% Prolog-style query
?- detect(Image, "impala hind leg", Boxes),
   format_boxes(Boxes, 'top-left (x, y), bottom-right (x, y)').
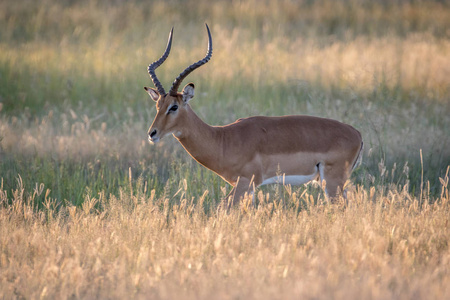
top-left (318, 163), bottom-right (349, 203)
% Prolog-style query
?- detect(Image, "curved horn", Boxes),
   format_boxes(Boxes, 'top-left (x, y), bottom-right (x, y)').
top-left (169, 24), bottom-right (213, 96)
top-left (148, 27), bottom-right (173, 95)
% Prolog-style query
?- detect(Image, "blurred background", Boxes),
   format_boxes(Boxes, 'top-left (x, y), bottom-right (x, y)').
top-left (0, 0), bottom-right (449, 207)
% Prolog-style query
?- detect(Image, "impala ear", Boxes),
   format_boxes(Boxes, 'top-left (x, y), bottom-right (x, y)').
top-left (144, 87), bottom-right (160, 102)
top-left (182, 83), bottom-right (195, 104)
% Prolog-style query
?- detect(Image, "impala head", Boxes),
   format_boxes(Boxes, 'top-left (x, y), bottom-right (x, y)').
top-left (145, 24), bottom-right (212, 143)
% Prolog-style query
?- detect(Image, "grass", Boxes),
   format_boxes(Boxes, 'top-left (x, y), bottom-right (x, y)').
top-left (0, 0), bottom-right (449, 299)
top-left (1, 174), bottom-right (449, 299)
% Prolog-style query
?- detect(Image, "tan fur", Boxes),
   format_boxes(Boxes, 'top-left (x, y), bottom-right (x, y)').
top-left (148, 89), bottom-right (363, 206)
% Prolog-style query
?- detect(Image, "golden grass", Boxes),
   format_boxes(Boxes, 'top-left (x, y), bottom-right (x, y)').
top-left (1, 1), bottom-right (450, 298)
top-left (1, 33), bottom-right (448, 99)
top-left (1, 176), bottom-right (449, 299)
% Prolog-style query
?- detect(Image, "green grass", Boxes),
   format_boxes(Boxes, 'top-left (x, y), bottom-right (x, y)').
top-left (0, 0), bottom-right (449, 208)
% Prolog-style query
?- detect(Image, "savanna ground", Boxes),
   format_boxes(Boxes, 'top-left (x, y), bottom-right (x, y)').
top-left (0, 0), bottom-right (449, 299)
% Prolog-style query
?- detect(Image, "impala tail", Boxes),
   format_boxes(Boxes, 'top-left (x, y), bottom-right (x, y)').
top-left (352, 141), bottom-right (364, 171)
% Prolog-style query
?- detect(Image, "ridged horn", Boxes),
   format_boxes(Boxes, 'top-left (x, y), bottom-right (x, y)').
top-left (148, 27), bottom-right (173, 95)
top-left (169, 24), bottom-right (213, 96)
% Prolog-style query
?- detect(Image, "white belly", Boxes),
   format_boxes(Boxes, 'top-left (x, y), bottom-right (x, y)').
top-left (260, 173), bottom-right (317, 186)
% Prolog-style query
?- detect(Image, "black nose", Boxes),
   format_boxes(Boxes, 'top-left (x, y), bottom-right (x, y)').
top-left (149, 129), bottom-right (157, 138)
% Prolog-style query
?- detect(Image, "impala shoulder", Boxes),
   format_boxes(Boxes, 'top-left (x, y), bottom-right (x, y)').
top-left (235, 116), bottom-right (263, 123)
top-left (247, 117), bottom-right (272, 132)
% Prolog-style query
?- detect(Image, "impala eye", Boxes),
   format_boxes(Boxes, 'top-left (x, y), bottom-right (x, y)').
top-left (168, 105), bottom-right (178, 114)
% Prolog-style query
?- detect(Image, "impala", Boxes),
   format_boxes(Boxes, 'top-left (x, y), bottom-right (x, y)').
top-left (145, 24), bottom-right (363, 206)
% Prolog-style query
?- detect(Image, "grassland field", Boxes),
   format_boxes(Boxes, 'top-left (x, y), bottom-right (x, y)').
top-left (0, 0), bottom-right (449, 299)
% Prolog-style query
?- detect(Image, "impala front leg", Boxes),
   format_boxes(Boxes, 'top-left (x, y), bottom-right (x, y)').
top-left (225, 177), bottom-right (255, 208)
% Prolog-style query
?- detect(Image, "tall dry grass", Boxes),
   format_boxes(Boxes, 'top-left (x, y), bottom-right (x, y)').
top-left (0, 174), bottom-right (449, 299)
top-left (1, 0), bottom-right (450, 298)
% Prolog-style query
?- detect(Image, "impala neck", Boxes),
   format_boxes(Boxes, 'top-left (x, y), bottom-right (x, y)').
top-left (175, 105), bottom-right (222, 168)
